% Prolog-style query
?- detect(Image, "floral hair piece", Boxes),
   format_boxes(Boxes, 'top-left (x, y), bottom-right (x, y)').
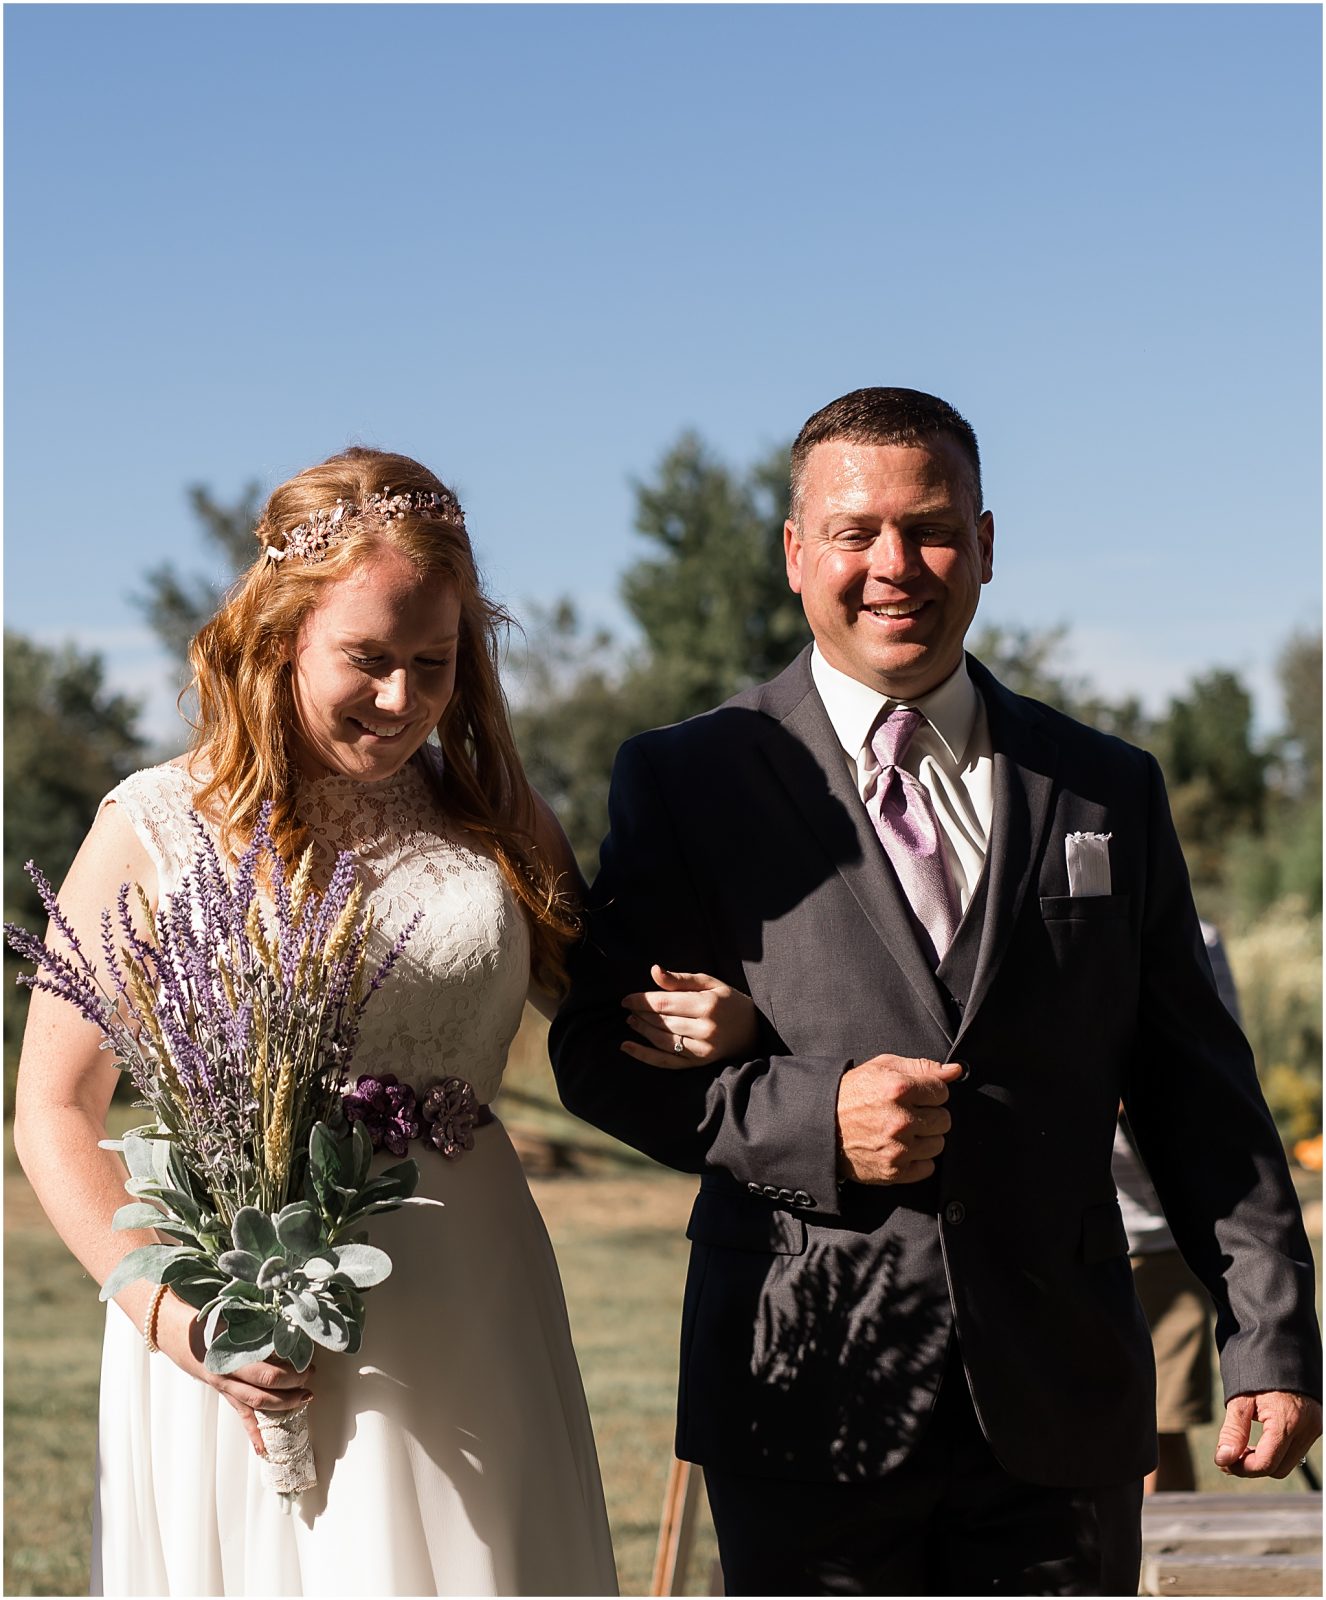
top-left (265, 487), bottom-right (465, 564)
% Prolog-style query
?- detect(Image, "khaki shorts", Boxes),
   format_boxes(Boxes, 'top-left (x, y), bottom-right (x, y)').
top-left (1132, 1248), bottom-right (1214, 1431)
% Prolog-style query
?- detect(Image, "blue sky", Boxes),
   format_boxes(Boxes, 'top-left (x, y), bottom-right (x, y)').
top-left (6, 4), bottom-right (1321, 748)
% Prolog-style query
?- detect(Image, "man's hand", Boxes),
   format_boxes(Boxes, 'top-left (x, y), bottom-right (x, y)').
top-left (836, 1055), bottom-right (964, 1185)
top-left (1214, 1391), bottom-right (1323, 1478)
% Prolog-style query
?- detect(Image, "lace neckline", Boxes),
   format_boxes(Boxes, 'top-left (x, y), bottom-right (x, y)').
top-left (176, 745), bottom-right (441, 794)
top-left (297, 749), bottom-right (438, 797)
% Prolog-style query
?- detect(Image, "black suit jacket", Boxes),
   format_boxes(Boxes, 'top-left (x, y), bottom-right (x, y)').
top-left (550, 649), bottom-right (1320, 1486)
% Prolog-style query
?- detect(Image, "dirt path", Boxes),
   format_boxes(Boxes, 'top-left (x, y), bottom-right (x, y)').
top-left (529, 1169), bottom-right (697, 1235)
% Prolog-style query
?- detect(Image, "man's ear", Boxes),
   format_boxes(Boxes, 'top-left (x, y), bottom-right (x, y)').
top-left (978, 511), bottom-right (995, 585)
top-left (784, 519), bottom-right (804, 594)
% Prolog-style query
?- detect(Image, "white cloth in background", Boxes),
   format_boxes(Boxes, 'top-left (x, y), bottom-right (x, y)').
top-left (91, 754), bottom-right (617, 1597)
top-left (1114, 920), bottom-right (1243, 1256)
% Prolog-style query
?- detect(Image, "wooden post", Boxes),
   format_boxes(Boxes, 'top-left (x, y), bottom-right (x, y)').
top-left (651, 1457), bottom-right (705, 1595)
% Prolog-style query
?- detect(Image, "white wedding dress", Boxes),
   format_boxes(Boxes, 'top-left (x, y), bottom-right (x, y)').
top-left (91, 753), bottom-right (618, 1596)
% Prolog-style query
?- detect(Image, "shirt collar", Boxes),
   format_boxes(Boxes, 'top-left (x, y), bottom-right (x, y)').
top-left (809, 645), bottom-right (979, 767)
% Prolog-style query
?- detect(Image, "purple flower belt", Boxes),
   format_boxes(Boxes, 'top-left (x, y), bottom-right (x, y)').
top-left (342, 1073), bottom-right (493, 1159)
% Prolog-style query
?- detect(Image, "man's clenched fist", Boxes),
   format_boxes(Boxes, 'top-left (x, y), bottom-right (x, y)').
top-left (836, 1055), bottom-right (964, 1184)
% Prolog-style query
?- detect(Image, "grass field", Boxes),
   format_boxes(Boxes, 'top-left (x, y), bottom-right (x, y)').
top-left (4, 1012), bottom-right (1320, 1595)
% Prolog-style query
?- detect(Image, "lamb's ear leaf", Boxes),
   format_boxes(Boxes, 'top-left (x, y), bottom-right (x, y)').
top-left (350, 1121), bottom-right (373, 1188)
top-left (216, 1305), bottom-right (280, 1344)
top-left (308, 1123), bottom-right (340, 1209)
top-left (231, 1208), bottom-right (279, 1259)
top-left (274, 1203), bottom-right (323, 1259)
top-left (219, 1279), bottom-right (269, 1304)
top-left (165, 1147), bottom-right (195, 1196)
top-left (272, 1320), bottom-right (315, 1371)
top-left (156, 1187), bottom-right (203, 1229)
top-left (309, 1122), bottom-right (339, 1183)
top-left (155, 1222), bottom-right (206, 1246)
top-left (217, 1250), bottom-right (263, 1283)
top-left (329, 1243), bottom-right (392, 1289)
top-left (301, 1253), bottom-right (339, 1282)
top-left (204, 1334), bottom-right (278, 1375)
top-left (112, 1202), bottom-right (167, 1231)
top-left (166, 1271), bottom-right (228, 1312)
top-left (376, 1159), bottom-right (419, 1199)
top-left (287, 1294), bottom-right (351, 1353)
top-left (119, 1134), bottom-right (158, 1182)
top-left (99, 1244), bottom-right (187, 1301)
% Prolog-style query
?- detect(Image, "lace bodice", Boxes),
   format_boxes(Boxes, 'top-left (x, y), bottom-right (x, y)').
top-left (100, 749), bottom-right (530, 1102)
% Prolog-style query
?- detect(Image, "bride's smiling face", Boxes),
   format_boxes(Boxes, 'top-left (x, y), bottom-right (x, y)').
top-left (288, 546), bottom-right (462, 783)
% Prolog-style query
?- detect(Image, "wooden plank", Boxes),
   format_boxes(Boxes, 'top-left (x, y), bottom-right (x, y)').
top-left (1145, 1491), bottom-right (1321, 1516)
top-left (1142, 1551), bottom-right (1322, 1596)
top-left (651, 1458), bottom-right (705, 1596)
top-left (1145, 1507), bottom-right (1321, 1537)
top-left (1144, 1518), bottom-right (1320, 1557)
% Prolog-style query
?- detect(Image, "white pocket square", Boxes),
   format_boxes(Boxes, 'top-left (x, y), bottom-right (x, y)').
top-left (1065, 831), bottom-right (1112, 896)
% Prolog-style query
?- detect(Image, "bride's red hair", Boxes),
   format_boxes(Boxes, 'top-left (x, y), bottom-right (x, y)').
top-left (186, 446), bottom-right (577, 992)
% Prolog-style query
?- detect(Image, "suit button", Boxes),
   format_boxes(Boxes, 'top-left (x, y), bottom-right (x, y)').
top-left (944, 1201), bottom-right (966, 1225)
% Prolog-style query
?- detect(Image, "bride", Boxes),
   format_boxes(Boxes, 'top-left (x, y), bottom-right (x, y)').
top-left (11, 447), bottom-right (754, 1596)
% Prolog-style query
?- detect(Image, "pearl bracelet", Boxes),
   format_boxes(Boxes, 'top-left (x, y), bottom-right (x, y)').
top-left (143, 1283), bottom-right (169, 1354)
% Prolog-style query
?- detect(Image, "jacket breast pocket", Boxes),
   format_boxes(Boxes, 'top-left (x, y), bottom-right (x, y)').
top-left (1036, 893), bottom-right (1138, 1043)
top-left (686, 1192), bottom-right (808, 1256)
top-left (1040, 894), bottom-right (1131, 923)
top-left (1080, 1200), bottom-right (1130, 1263)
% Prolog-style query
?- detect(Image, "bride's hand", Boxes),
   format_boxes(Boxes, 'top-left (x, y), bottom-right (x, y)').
top-left (156, 1292), bottom-right (314, 1458)
top-left (620, 965), bottom-right (760, 1068)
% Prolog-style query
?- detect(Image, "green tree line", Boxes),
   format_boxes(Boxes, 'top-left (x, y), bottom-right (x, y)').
top-left (5, 438), bottom-right (1319, 1135)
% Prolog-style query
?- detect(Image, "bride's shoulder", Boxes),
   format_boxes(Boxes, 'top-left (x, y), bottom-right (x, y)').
top-left (98, 758), bottom-right (211, 877)
top-left (101, 756), bottom-right (197, 812)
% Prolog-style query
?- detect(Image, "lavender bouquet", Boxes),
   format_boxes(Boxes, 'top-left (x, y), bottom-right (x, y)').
top-left (5, 804), bottom-right (428, 1504)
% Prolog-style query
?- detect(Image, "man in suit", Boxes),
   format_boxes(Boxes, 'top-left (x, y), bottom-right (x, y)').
top-left (550, 388), bottom-right (1321, 1595)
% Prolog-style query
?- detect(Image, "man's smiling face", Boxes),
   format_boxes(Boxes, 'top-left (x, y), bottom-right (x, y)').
top-left (784, 437), bottom-right (994, 699)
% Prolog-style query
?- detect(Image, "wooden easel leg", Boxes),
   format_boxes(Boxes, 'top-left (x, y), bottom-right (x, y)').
top-left (650, 1457), bottom-right (706, 1595)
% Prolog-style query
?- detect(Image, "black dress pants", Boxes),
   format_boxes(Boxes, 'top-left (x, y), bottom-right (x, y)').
top-left (702, 1358), bottom-right (1143, 1596)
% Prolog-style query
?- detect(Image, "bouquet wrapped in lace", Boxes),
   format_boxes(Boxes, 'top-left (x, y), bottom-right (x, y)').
top-left (5, 803), bottom-right (427, 1505)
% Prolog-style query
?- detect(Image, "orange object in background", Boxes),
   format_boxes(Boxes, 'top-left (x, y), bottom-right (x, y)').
top-left (1293, 1132), bottom-right (1323, 1172)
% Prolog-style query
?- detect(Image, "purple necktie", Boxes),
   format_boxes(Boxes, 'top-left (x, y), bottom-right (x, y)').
top-left (865, 707), bottom-right (960, 962)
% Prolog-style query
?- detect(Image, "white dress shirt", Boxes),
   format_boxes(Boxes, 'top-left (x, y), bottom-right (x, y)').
top-left (809, 646), bottom-right (995, 914)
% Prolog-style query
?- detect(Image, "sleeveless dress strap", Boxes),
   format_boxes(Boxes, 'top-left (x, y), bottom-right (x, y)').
top-left (99, 764), bottom-right (199, 898)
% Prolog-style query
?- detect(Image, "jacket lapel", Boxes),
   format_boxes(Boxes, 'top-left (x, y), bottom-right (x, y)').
top-left (952, 657), bottom-right (1059, 1053)
top-left (752, 651), bottom-right (954, 1039)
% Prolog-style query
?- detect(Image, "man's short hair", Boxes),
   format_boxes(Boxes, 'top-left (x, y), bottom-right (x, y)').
top-left (789, 387), bottom-right (983, 522)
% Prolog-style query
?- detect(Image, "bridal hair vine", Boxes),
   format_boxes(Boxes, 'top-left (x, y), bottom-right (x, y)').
top-left (263, 487), bottom-right (465, 565)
